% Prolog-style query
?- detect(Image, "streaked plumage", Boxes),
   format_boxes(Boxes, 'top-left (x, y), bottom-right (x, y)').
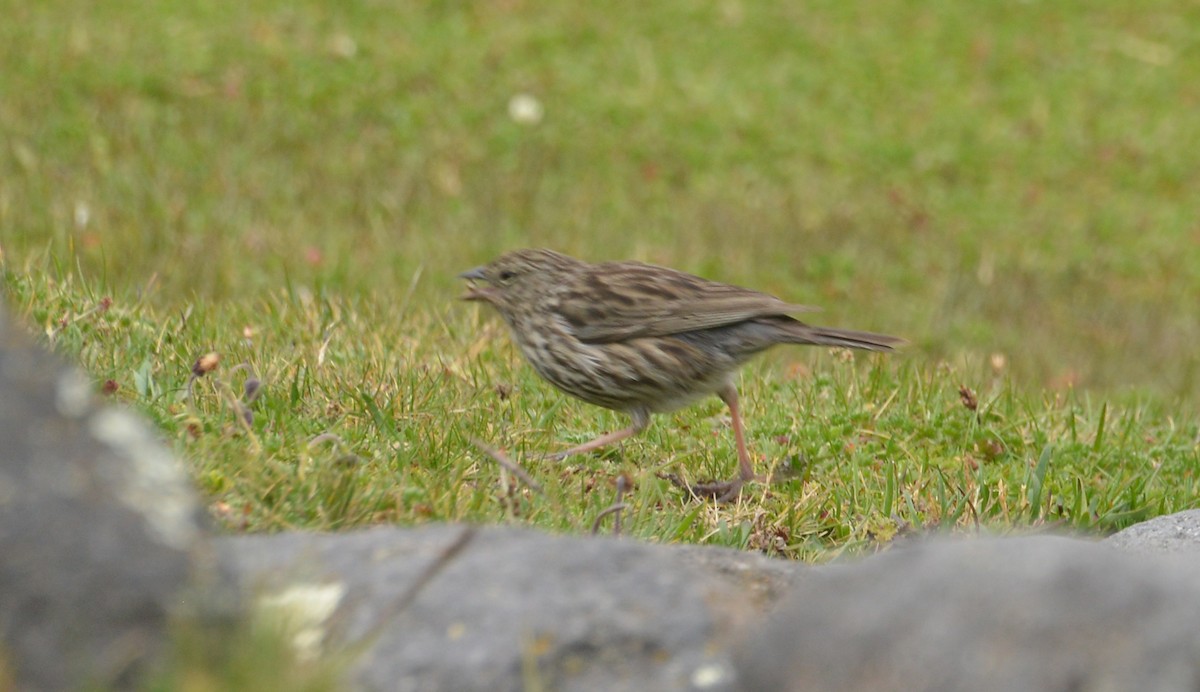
top-left (461, 248), bottom-right (902, 500)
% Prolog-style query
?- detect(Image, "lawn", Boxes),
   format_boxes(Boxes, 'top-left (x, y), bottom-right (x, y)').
top-left (3, 0), bottom-right (1199, 562)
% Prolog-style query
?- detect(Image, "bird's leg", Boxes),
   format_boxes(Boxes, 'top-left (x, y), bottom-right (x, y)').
top-left (545, 408), bottom-right (650, 461)
top-left (722, 384), bottom-right (757, 483)
top-left (690, 383), bottom-right (758, 502)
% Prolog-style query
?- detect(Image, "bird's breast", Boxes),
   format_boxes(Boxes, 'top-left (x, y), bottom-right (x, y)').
top-left (507, 314), bottom-right (739, 413)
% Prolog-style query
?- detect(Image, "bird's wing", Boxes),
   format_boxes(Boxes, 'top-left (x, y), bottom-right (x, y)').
top-left (556, 261), bottom-right (818, 343)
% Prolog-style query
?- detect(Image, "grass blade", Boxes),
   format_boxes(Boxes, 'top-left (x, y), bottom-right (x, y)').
top-left (1027, 444), bottom-right (1053, 521)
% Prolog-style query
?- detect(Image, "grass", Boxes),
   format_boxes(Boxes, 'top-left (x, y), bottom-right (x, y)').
top-left (3, 1), bottom-right (1200, 557)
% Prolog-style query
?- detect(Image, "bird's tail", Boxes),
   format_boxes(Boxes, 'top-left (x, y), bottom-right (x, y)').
top-left (784, 325), bottom-right (905, 352)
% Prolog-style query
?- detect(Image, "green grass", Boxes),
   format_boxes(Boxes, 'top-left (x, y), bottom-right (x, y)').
top-left (3, 0), bottom-right (1200, 566)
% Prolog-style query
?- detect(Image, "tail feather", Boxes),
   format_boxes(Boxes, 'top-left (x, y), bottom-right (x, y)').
top-left (787, 325), bottom-right (905, 352)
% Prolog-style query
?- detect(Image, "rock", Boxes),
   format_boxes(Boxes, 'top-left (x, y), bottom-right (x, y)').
top-left (1105, 509), bottom-right (1200, 555)
top-left (735, 536), bottom-right (1200, 692)
top-left (0, 308), bottom-right (217, 690)
top-left (218, 525), bottom-right (806, 692)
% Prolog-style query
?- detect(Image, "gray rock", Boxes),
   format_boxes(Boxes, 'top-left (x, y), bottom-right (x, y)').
top-left (1105, 510), bottom-right (1200, 555)
top-left (0, 308), bottom-right (216, 690)
top-left (218, 525), bottom-right (806, 692)
top-left (735, 536), bottom-right (1200, 692)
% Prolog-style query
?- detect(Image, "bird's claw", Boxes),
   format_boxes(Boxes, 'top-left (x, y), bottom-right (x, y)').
top-left (659, 473), bottom-right (751, 503)
top-left (691, 479), bottom-right (745, 503)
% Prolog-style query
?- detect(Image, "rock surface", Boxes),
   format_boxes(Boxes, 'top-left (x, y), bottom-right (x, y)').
top-left (218, 525), bottom-right (804, 692)
top-left (1105, 509), bottom-right (1200, 554)
top-left (0, 309), bottom-right (216, 690)
top-left (736, 535), bottom-right (1200, 692)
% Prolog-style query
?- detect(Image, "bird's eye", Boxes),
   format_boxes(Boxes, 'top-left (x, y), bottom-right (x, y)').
top-left (498, 270), bottom-right (516, 282)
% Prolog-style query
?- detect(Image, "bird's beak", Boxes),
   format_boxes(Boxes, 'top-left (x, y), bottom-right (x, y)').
top-left (458, 266), bottom-right (493, 302)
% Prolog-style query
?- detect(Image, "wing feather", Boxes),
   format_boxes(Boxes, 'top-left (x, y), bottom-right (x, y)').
top-left (556, 261), bottom-right (818, 343)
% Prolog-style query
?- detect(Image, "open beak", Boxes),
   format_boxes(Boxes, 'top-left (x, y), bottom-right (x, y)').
top-left (458, 266), bottom-right (494, 302)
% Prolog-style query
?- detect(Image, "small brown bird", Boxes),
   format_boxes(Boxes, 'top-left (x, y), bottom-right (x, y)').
top-left (461, 249), bottom-right (902, 500)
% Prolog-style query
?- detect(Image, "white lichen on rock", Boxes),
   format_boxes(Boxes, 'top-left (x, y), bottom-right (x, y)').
top-left (256, 581), bottom-right (347, 661)
top-left (89, 408), bottom-right (199, 550)
top-left (55, 369), bottom-right (93, 418)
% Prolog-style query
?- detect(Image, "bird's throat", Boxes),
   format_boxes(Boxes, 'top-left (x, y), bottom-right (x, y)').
top-left (460, 284), bottom-right (499, 302)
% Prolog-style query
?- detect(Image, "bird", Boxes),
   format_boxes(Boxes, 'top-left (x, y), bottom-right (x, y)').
top-left (460, 248), bottom-right (902, 501)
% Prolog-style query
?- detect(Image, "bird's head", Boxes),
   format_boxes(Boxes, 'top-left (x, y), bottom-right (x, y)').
top-left (459, 248), bottom-right (582, 311)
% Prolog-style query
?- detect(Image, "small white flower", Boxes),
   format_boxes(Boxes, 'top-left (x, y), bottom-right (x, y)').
top-left (328, 33), bottom-right (357, 58)
top-left (74, 201), bottom-right (91, 229)
top-left (507, 93), bottom-right (544, 125)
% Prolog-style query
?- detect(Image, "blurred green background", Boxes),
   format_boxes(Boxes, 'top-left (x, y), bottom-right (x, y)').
top-left (4, 0), bottom-right (1198, 395)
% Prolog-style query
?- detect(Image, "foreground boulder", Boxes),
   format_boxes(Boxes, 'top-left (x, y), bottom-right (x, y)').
top-left (219, 525), bottom-right (801, 692)
top-left (0, 308), bottom-right (219, 690)
top-left (736, 536), bottom-right (1200, 691)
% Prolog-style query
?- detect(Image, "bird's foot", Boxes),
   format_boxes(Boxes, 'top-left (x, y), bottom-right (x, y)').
top-left (660, 473), bottom-right (755, 503)
top-left (694, 479), bottom-right (744, 502)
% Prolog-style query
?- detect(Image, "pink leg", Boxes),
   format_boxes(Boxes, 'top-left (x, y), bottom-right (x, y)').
top-left (546, 409), bottom-right (650, 460)
top-left (685, 383), bottom-right (759, 502)
top-left (719, 383), bottom-right (757, 483)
